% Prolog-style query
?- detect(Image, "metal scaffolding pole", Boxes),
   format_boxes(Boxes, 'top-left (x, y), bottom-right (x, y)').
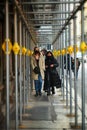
top-left (25, 11), bottom-right (71, 14)
top-left (25, 30), bottom-right (28, 105)
top-left (14, 7), bottom-right (19, 130)
top-left (59, 37), bottom-right (61, 77)
top-left (23, 26), bottom-right (26, 114)
top-left (69, 23), bottom-right (73, 115)
top-left (60, 3), bottom-right (63, 95)
top-left (5, 0), bottom-right (10, 130)
top-left (61, 1), bottom-right (65, 101)
top-left (81, 1), bottom-right (85, 130)
top-left (52, 0), bottom-right (86, 44)
top-left (29, 18), bottom-right (67, 21)
top-left (33, 24), bottom-right (63, 26)
top-left (65, 28), bottom-right (68, 107)
top-left (14, 0), bottom-right (36, 44)
top-left (26, 33), bottom-right (30, 104)
top-left (73, 0), bottom-right (78, 127)
top-left (65, 0), bottom-right (68, 107)
top-left (21, 1), bottom-right (80, 5)
top-left (61, 1), bottom-right (64, 99)
top-left (68, 0), bottom-right (73, 116)
top-left (60, 35), bottom-right (62, 81)
top-left (19, 18), bottom-right (22, 124)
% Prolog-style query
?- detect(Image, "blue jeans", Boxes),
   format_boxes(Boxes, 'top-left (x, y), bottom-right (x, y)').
top-left (34, 75), bottom-right (42, 92)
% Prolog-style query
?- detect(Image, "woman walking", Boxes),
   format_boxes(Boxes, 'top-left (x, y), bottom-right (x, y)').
top-left (44, 51), bottom-right (60, 95)
top-left (31, 50), bottom-right (45, 96)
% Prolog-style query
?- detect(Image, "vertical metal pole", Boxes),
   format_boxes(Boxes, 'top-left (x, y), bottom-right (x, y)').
top-left (60, 35), bottom-right (62, 84)
top-left (28, 34), bottom-right (31, 99)
top-left (19, 18), bottom-right (22, 124)
top-left (60, 2), bottom-right (63, 95)
top-left (59, 37), bottom-right (61, 77)
top-left (65, 28), bottom-right (68, 107)
top-left (81, 1), bottom-right (85, 130)
top-left (5, 0), bottom-right (10, 130)
top-left (23, 26), bottom-right (25, 113)
top-left (68, 1), bottom-right (73, 115)
top-left (26, 33), bottom-right (29, 104)
top-left (14, 7), bottom-right (18, 130)
top-left (62, 32), bottom-right (65, 101)
top-left (26, 31), bottom-right (28, 105)
top-left (69, 24), bottom-right (73, 115)
top-left (73, 1), bottom-right (78, 126)
top-left (63, 30), bottom-right (66, 99)
top-left (61, 1), bottom-right (65, 100)
top-left (64, 0), bottom-right (68, 107)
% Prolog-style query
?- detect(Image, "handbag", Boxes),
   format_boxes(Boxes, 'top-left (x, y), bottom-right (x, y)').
top-left (33, 66), bottom-right (40, 74)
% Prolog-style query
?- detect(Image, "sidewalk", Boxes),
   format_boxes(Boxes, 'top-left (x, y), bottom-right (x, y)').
top-left (15, 89), bottom-right (79, 130)
top-left (2, 78), bottom-right (87, 130)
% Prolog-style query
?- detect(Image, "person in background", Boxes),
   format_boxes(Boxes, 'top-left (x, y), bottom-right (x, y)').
top-left (64, 54), bottom-right (74, 75)
top-left (31, 50), bottom-right (45, 96)
top-left (41, 48), bottom-right (47, 59)
top-left (72, 58), bottom-right (80, 79)
top-left (44, 51), bottom-right (59, 95)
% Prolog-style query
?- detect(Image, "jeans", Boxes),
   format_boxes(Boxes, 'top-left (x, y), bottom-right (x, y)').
top-left (34, 74), bottom-right (42, 92)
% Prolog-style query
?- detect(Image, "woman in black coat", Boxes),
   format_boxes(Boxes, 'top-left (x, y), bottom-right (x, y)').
top-left (44, 51), bottom-right (60, 95)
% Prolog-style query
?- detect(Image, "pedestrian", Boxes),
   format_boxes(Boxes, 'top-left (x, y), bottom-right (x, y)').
top-left (31, 50), bottom-right (45, 96)
top-left (72, 58), bottom-right (80, 79)
top-left (64, 54), bottom-right (74, 76)
top-left (44, 51), bottom-right (60, 96)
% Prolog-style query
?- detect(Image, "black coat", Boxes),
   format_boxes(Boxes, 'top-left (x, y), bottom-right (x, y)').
top-left (44, 56), bottom-right (61, 91)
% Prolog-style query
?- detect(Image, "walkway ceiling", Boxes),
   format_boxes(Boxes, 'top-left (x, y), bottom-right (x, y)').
top-left (19, 0), bottom-right (85, 46)
top-left (0, 0), bottom-right (86, 46)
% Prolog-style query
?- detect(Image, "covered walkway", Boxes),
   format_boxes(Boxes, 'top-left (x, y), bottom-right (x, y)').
top-left (0, 0), bottom-right (87, 130)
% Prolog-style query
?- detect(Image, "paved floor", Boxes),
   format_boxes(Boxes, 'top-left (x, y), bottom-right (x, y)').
top-left (8, 88), bottom-right (85, 130)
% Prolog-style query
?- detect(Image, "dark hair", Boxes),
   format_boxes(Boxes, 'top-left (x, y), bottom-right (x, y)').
top-left (34, 46), bottom-right (39, 52)
top-left (46, 51), bottom-right (53, 57)
top-left (34, 50), bottom-right (40, 56)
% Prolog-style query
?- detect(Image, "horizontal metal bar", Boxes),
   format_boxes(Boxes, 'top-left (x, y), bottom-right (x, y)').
top-left (29, 18), bottom-right (67, 21)
top-left (36, 30), bottom-right (57, 33)
top-left (52, 0), bottom-right (86, 44)
top-left (36, 32), bottom-right (57, 34)
top-left (35, 28), bottom-right (61, 30)
top-left (14, 0), bottom-right (37, 44)
top-left (37, 34), bottom-right (56, 35)
top-left (25, 11), bottom-right (71, 14)
top-left (21, 1), bottom-right (80, 5)
top-left (33, 24), bottom-right (63, 26)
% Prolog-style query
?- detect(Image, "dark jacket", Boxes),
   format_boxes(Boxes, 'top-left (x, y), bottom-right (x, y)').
top-left (44, 55), bottom-right (61, 90)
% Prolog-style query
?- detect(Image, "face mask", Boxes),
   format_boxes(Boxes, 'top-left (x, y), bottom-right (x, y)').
top-left (47, 56), bottom-right (53, 60)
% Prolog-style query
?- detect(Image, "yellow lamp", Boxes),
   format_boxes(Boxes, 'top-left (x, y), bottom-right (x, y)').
top-left (2, 39), bottom-right (12, 54)
top-left (80, 41), bottom-right (87, 53)
top-left (22, 47), bottom-right (27, 55)
top-left (12, 42), bottom-right (20, 55)
top-left (61, 49), bottom-right (66, 55)
top-left (67, 46), bottom-right (73, 54)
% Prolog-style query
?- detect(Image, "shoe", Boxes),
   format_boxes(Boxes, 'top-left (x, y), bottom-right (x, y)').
top-left (47, 93), bottom-right (50, 96)
top-left (38, 89), bottom-right (42, 96)
top-left (35, 92), bottom-right (38, 97)
top-left (52, 91), bottom-right (55, 95)
top-left (39, 92), bottom-right (42, 96)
